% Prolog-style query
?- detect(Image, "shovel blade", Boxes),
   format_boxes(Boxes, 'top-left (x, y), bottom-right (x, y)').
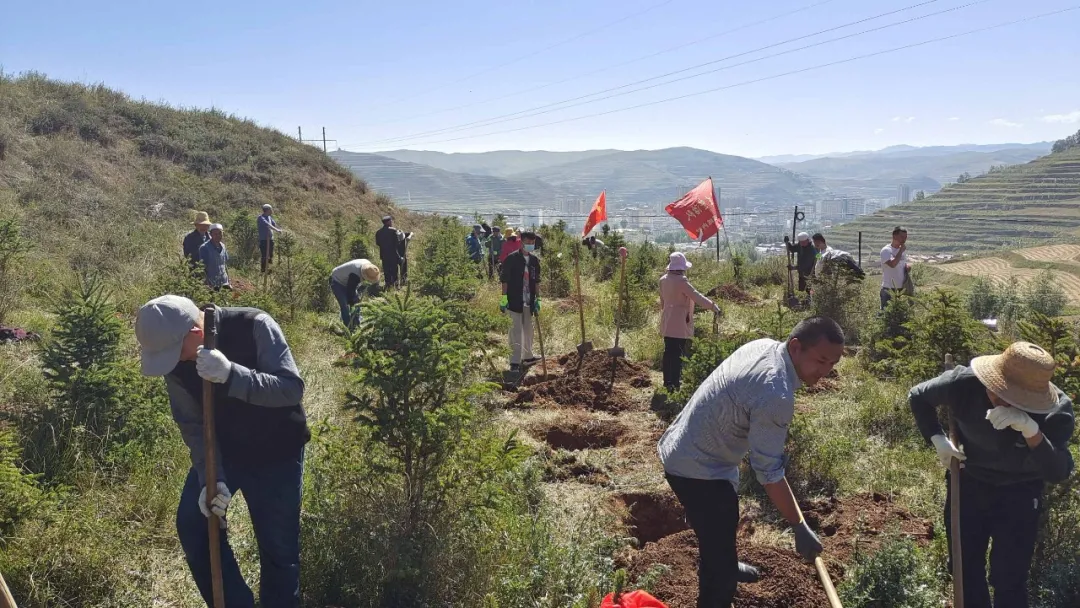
top-left (608, 346), bottom-right (625, 358)
top-left (577, 341), bottom-right (594, 354)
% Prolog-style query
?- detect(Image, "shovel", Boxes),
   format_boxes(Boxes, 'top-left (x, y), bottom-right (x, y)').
top-left (534, 305), bottom-right (548, 378)
top-left (202, 306), bottom-right (226, 608)
top-left (944, 353), bottom-right (965, 608)
top-left (608, 247), bottom-right (629, 360)
top-left (792, 501), bottom-right (843, 608)
top-left (573, 244), bottom-right (593, 358)
top-left (0, 571), bottom-right (17, 608)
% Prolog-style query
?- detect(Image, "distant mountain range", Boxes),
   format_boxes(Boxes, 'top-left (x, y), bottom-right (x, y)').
top-left (331, 142), bottom-right (1055, 216)
top-left (336, 147), bottom-right (825, 212)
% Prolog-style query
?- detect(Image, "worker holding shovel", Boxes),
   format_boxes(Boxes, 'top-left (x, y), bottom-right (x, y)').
top-left (659, 251), bottom-right (720, 391)
top-left (658, 317), bottom-right (845, 608)
top-left (909, 342), bottom-right (1075, 608)
top-left (135, 295), bottom-right (309, 608)
top-left (500, 230), bottom-right (541, 373)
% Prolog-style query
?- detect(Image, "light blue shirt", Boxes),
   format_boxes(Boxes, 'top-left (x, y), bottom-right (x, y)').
top-left (257, 214), bottom-right (279, 241)
top-left (658, 339), bottom-right (801, 488)
top-left (199, 241), bottom-right (230, 288)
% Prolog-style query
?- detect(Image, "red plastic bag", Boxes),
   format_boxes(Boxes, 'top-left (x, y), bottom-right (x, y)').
top-left (600, 590), bottom-right (669, 608)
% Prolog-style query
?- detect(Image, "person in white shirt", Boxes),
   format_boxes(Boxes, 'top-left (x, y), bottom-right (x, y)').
top-left (879, 226), bottom-right (908, 309)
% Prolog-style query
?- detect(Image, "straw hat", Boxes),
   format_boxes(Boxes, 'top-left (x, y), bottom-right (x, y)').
top-left (971, 341), bottom-right (1059, 413)
top-left (193, 211), bottom-right (212, 226)
top-left (360, 261), bottom-right (381, 283)
top-left (505, 229), bottom-right (518, 240)
top-left (667, 252), bottom-right (691, 271)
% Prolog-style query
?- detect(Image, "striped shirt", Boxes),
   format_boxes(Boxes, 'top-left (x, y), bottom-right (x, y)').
top-left (658, 338), bottom-right (801, 488)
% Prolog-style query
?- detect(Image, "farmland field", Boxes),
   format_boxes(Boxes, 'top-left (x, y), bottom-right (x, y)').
top-left (1014, 243), bottom-right (1080, 264)
top-left (938, 252), bottom-right (1080, 303)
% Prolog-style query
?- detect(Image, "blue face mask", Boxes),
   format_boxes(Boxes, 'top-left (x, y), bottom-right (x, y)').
top-left (523, 244), bottom-right (535, 252)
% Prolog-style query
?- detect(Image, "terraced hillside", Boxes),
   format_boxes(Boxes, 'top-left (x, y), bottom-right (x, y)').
top-left (827, 145), bottom-right (1080, 254)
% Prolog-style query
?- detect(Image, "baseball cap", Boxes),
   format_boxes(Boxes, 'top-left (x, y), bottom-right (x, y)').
top-left (797, 232), bottom-right (810, 242)
top-left (209, 223), bottom-right (223, 232)
top-left (135, 295), bottom-right (201, 376)
top-left (262, 204), bottom-right (272, 210)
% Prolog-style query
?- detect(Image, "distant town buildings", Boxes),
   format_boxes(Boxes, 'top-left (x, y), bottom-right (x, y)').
top-left (897, 184), bottom-right (912, 205)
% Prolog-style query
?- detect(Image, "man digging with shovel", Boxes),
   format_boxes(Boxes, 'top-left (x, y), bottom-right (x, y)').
top-left (658, 317), bottom-right (844, 608)
top-left (136, 295), bottom-right (309, 608)
top-left (909, 342), bottom-right (1075, 608)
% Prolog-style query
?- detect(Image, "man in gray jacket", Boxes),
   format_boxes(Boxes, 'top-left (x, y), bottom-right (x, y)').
top-left (199, 223), bottom-right (230, 290)
top-left (136, 295), bottom-right (309, 608)
top-left (658, 317), bottom-right (844, 607)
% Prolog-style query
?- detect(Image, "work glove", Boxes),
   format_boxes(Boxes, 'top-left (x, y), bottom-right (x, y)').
top-left (532, 298), bottom-right (541, 314)
top-left (198, 482), bottom-right (231, 528)
top-left (986, 406), bottom-right (1040, 438)
top-left (793, 520), bottom-right (823, 562)
top-left (930, 434), bottom-right (967, 468)
top-left (499, 295), bottom-right (508, 313)
top-left (196, 346), bottom-right (232, 384)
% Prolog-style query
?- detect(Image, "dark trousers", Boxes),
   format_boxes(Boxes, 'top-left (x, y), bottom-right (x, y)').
top-left (662, 337), bottom-right (690, 390)
top-left (880, 287), bottom-right (901, 310)
top-left (381, 257), bottom-right (399, 288)
top-left (944, 470), bottom-right (1043, 608)
top-left (797, 272), bottom-right (810, 293)
top-left (176, 451), bottom-right (305, 608)
top-left (259, 240), bottom-right (274, 273)
top-left (400, 256), bottom-right (408, 284)
top-left (330, 278), bottom-right (358, 328)
top-left (665, 474), bottom-right (739, 608)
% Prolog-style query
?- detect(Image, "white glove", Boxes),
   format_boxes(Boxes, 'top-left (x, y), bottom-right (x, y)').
top-left (930, 434), bottom-right (966, 468)
top-left (986, 406), bottom-right (1040, 438)
top-left (198, 482), bottom-right (231, 528)
top-left (196, 346), bottom-right (232, 384)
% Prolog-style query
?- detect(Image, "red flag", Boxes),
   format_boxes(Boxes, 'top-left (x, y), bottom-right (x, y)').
top-left (600, 590), bottom-right (668, 608)
top-left (582, 190), bottom-right (607, 237)
top-left (664, 177), bottom-right (723, 242)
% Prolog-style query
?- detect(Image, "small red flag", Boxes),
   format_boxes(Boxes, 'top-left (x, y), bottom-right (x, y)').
top-left (665, 177), bottom-right (723, 242)
top-left (600, 590), bottom-right (668, 608)
top-left (582, 190), bottom-right (607, 237)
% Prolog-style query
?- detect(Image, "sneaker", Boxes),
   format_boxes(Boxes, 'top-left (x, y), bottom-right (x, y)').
top-left (522, 357), bottom-right (541, 366)
top-left (509, 364), bottom-right (521, 373)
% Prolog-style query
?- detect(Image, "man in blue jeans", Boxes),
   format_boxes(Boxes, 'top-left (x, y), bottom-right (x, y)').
top-left (135, 295), bottom-right (309, 608)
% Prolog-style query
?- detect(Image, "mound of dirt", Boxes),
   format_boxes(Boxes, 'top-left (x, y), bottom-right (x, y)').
top-left (626, 531), bottom-right (829, 608)
top-left (614, 491), bottom-right (688, 546)
top-left (625, 492), bottom-right (935, 607)
top-left (513, 374), bottom-right (635, 412)
top-left (556, 350), bottom-right (653, 388)
top-left (533, 414), bottom-right (626, 450)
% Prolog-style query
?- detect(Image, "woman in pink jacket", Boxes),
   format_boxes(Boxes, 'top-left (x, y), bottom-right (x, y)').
top-left (659, 252), bottom-right (720, 390)
top-left (499, 230), bottom-right (522, 264)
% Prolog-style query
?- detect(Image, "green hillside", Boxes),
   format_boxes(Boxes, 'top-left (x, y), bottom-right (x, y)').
top-left (827, 139), bottom-right (1080, 255)
top-left (375, 148), bottom-right (618, 177)
top-left (0, 72), bottom-right (394, 302)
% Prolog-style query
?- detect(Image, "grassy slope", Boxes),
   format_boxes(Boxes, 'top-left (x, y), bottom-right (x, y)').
top-left (0, 72), bottom-right (397, 309)
top-left (826, 146), bottom-right (1080, 254)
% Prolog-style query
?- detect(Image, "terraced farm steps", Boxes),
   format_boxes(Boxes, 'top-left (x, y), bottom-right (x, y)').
top-left (937, 244), bottom-right (1080, 304)
top-left (829, 147), bottom-right (1080, 254)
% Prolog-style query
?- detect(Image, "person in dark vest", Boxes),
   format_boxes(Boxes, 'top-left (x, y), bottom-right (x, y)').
top-left (909, 342), bottom-right (1074, 607)
top-left (499, 231), bottom-right (541, 372)
top-left (183, 211), bottom-right (212, 269)
top-left (135, 295), bottom-right (309, 608)
top-left (375, 215), bottom-right (402, 289)
top-left (784, 232), bottom-right (816, 294)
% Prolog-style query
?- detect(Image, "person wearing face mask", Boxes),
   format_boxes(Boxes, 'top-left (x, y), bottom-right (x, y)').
top-left (499, 231), bottom-right (541, 372)
top-left (657, 317), bottom-right (845, 607)
top-left (909, 342), bottom-right (1075, 608)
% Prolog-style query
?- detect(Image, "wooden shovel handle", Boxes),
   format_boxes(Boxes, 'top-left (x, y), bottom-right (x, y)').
top-left (202, 306), bottom-right (226, 608)
top-left (814, 557), bottom-right (843, 608)
top-left (0, 570), bottom-right (18, 608)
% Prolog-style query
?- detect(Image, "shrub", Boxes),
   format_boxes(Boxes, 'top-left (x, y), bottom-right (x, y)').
top-left (226, 210), bottom-right (261, 270)
top-left (810, 262), bottom-right (867, 344)
top-left (0, 216), bottom-right (33, 325)
top-left (414, 218), bottom-right (480, 301)
top-left (272, 231), bottom-right (309, 321)
top-left (1025, 270), bottom-right (1067, 317)
top-left (838, 535), bottom-right (941, 608)
top-left (967, 277), bottom-right (998, 320)
top-left (0, 429), bottom-right (47, 536)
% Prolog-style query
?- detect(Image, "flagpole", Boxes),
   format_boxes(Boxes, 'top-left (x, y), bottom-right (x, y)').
top-left (715, 184), bottom-right (722, 263)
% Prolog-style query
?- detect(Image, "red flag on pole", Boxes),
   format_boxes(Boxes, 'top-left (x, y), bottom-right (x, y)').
top-left (582, 190), bottom-right (607, 237)
top-left (664, 177), bottom-right (723, 242)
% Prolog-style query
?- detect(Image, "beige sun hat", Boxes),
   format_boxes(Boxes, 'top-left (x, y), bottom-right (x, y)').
top-left (193, 211), bottom-right (212, 226)
top-left (359, 260), bottom-right (381, 283)
top-left (970, 341), bottom-right (1060, 413)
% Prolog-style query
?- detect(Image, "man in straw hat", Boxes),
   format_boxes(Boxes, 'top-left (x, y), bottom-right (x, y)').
top-left (134, 295), bottom-right (310, 607)
top-left (909, 341), bottom-right (1075, 607)
top-left (184, 211), bottom-right (212, 269)
top-left (329, 258), bottom-right (381, 329)
top-left (658, 317), bottom-right (845, 607)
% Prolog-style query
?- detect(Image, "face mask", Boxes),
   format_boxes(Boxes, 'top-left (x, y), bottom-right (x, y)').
top-left (524, 244), bottom-right (535, 252)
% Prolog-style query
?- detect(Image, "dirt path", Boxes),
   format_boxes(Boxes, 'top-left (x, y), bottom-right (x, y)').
top-left (500, 349), bottom-right (935, 608)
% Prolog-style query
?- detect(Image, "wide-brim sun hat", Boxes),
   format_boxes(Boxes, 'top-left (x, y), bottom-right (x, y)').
top-left (971, 341), bottom-right (1059, 413)
top-left (193, 211), bottom-right (212, 226)
top-left (667, 252), bottom-right (691, 271)
top-left (360, 261), bottom-right (381, 283)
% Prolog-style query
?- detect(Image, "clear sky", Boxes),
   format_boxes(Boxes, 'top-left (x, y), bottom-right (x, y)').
top-left (4, 0), bottom-right (1079, 157)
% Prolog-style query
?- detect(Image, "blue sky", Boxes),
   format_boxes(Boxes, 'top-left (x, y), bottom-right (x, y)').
top-left (4, 0), bottom-right (1079, 157)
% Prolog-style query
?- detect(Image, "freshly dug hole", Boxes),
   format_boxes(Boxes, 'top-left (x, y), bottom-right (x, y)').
top-left (614, 490), bottom-right (688, 546)
top-left (534, 414), bottom-right (626, 450)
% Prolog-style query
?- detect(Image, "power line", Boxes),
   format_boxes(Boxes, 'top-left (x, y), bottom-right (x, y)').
top-left (342, 0), bottom-right (951, 148)
top-left (355, 5), bottom-right (1077, 149)
top-left (363, 0), bottom-right (838, 130)
top-left (360, 0), bottom-right (678, 113)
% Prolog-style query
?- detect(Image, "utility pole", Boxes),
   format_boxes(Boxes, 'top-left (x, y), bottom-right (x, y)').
top-left (297, 126), bottom-right (302, 142)
top-left (298, 127), bottom-right (337, 154)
